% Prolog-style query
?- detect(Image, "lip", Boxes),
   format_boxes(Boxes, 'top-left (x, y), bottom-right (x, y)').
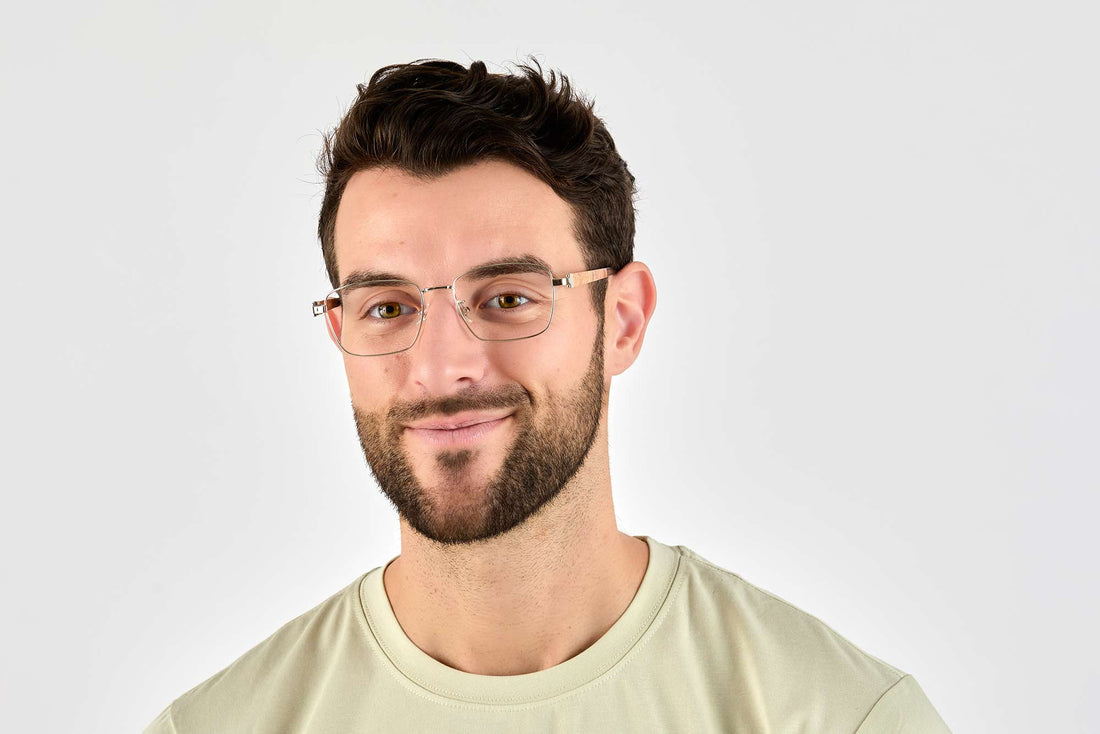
top-left (403, 412), bottom-right (513, 447)
top-left (404, 411), bottom-right (514, 431)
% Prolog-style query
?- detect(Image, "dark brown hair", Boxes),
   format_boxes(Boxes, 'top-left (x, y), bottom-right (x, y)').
top-left (317, 58), bottom-right (637, 312)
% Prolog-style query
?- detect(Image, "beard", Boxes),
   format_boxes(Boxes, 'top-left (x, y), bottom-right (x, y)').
top-left (353, 334), bottom-right (605, 546)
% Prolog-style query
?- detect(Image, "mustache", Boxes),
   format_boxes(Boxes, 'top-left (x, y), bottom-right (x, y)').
top-left (386, 383), bottom-right (531, 423)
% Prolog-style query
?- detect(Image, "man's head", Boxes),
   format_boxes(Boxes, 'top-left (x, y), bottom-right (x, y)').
top-left (317, 60), bottom-right (653, 547)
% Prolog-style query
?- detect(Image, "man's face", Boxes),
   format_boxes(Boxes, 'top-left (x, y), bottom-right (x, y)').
top-left (332, 160), bottom-right (607, 546)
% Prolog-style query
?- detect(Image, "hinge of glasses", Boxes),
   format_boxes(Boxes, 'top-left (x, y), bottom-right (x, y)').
top-left (312, 301), bottom-right (326, 316)
top-left (564, 273), bottom-right (575, 288)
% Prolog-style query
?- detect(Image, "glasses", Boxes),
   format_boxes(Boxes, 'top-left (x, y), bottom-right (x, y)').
top-left (312, 261), bottom-right (616, 356)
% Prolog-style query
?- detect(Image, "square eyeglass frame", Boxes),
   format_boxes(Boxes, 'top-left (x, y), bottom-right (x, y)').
top-left (312, 263), bottom-right (616, 357)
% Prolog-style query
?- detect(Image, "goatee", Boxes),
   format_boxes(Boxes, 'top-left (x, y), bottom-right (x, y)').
top-left (353, 337), bottom-right (605, 545)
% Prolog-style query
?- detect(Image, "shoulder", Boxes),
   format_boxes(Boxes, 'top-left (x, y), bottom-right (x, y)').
top-left (147, 572), bottom-right (370, 732)
top-left (855, 675), bottom-right (953, 733)
top-left (665, 542), bottom-right (947, 730)
top-left (142, 702), bottom-right (176, 734)
top-left (674, 543), bottom-right (903, 673)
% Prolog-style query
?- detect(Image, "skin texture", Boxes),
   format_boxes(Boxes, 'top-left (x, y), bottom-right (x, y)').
top-left (331, 160), bottom-right (657, 675)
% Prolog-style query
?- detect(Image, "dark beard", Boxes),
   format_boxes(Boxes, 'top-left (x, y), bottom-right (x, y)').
top-left (353, 336), bottom-right (605, 545)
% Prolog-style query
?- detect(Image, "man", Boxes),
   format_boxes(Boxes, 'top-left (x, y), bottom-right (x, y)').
top-left (146, 59), bottom-right (950, 732)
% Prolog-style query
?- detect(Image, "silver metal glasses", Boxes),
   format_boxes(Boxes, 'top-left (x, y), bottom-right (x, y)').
top-left (312, 260), bottom-right (615, 356)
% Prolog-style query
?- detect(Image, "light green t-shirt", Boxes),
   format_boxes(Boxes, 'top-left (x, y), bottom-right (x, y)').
top-left (145, 536), bottom-right (950, 732)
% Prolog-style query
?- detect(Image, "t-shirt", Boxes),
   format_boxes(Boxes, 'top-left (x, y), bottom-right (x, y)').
top-left (144, 535), bottom-right (951, 732)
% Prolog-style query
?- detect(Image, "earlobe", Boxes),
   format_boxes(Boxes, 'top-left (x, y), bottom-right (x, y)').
top-left (604, 262), bottom-right (657, 377)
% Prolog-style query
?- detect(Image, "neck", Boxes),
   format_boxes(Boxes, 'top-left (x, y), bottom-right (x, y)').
top-left (381, 418), bottom-right (650, 676)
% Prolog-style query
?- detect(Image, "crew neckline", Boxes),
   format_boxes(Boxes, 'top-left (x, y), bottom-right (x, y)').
top-left (357, 535), bottom-right (681, 705)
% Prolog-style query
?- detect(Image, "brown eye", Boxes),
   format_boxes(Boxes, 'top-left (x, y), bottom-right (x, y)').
top-left (369, 303), bottom-right (407, 319)
top-left (490, 294), bottom-right (528, 309)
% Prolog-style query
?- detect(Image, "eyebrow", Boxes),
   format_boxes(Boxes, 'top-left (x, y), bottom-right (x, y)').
top-left (339, 253), bottom-right (554, 288)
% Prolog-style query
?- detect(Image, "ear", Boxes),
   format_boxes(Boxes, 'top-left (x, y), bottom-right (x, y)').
top-left (603, 261), bottom-right (657, 377)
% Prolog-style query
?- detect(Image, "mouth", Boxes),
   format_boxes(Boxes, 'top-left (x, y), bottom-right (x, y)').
top-left (403, 413), bottom-right (513, 447)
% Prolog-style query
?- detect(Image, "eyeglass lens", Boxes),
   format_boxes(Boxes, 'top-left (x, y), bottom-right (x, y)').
top-left (329, 267), bottom-right (555, 356)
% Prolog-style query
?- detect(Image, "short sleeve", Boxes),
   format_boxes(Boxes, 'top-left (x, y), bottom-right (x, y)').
top-left (854, 675), bottom-right (952, 734)
top-left (142, 703), bottom-right (178, 734)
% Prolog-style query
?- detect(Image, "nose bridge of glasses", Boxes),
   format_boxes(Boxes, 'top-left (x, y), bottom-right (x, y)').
top-left (420, 283), bottom-right (471, 323)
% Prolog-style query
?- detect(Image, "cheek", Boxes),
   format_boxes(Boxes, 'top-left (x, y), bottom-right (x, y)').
top-left (343, 356), bottom-right (401, 408)
top-left (488, 308), bottom-right (593, 383)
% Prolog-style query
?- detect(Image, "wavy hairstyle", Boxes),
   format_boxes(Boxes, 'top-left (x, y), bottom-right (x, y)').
top-left (317, 59), bottom-right (637, 313)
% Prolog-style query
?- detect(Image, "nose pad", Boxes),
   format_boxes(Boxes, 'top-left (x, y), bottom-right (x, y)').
top-left (416, 289), bottom-right (476, 346)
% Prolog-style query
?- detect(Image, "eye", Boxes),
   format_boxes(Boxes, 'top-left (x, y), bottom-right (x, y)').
top-left (366, 302), bottom-right (415, 320)
top-left (483, 293), bottom-right (530, 309)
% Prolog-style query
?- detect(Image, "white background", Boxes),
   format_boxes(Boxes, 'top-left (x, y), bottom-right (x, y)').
top-left (2, 1), bottom-right (1097, 732)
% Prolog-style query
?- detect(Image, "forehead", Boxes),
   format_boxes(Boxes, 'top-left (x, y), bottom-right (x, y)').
top-left (333, 160), bottom-right (582, 285)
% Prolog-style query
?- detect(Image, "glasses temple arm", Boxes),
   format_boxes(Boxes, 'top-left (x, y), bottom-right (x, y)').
top-left (312, 296), bottom-right (341, 317)
top-left (552, 267), bottom-right (616, 288)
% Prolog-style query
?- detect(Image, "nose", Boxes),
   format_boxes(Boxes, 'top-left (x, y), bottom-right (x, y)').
top-left (406, 287), bottom-right (488, 395)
